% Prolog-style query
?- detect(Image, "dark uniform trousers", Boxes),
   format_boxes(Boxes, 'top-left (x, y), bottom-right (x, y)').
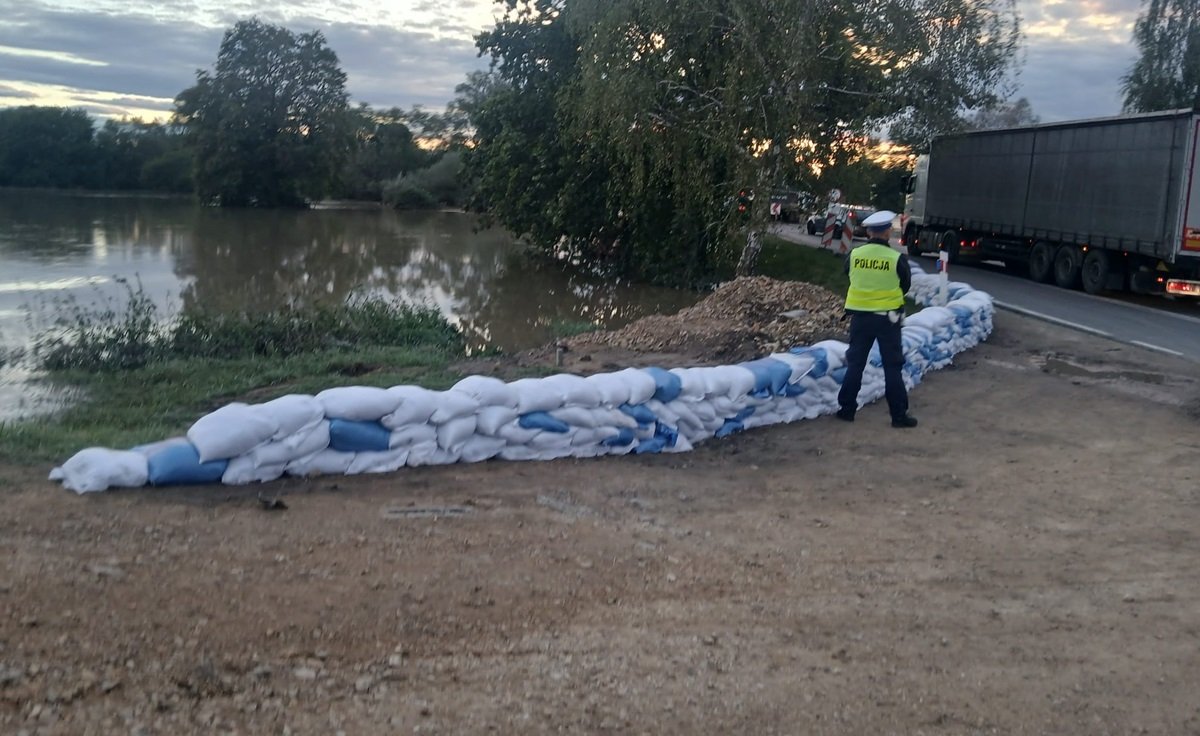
top-left (837, 312), bottom-right (908, 420)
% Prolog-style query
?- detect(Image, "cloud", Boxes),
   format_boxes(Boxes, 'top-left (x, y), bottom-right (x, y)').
top-left (0, 83), bottom-right (38, 100)
top-left (0, 2), bottom-right (493, 119)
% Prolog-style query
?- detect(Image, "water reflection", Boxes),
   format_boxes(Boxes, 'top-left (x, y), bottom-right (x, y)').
top-left (0, 189), bottom-right (699, 417)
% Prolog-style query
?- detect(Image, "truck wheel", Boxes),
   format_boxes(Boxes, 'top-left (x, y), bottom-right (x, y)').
top-left (939, 230), bottom-right (961, 264)
top-left (1028, 242), bottom-right (1054, 283)
top-left (1053, 246), bottom-right (1083, 289)
top-left (807, 221), bottom-right (818, 235)
top-left (1081, 250), bottom-right (1111, 295)
top-left (904, 225), bottom-right (920, 257)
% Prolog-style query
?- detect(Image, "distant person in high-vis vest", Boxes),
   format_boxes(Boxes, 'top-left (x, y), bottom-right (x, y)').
top-left (836, 210), bottom-right (919, 428)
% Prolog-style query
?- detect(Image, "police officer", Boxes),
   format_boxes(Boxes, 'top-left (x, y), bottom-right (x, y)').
top-left (836, 210), bottom-right (919, 428)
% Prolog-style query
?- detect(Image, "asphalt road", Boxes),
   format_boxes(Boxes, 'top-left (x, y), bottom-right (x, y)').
top-left (771, 223), bottom-right (1200, 363)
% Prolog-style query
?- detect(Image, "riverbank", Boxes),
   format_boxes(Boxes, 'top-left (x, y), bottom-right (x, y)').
top-left (1, 312), bottom-right (1198, 734)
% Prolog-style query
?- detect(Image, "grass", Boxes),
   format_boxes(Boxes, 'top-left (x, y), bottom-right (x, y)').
top-left (0, 289), bottom-right (466, 465)
top-left (757, 235), bottom-right (851, 293)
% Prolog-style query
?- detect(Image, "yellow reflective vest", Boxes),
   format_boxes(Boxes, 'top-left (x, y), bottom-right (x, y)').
top-left (845, 243), bottom-right (904, 311)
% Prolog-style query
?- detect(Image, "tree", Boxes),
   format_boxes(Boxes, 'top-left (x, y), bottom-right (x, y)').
top-left (1122, 0), bottom-right (1200, 112)
top-left (967, 97), bottom-right (1039, 130)
top-left (0, 106), bottom-right (97, 188)
top-left (174, 18), bottom-right (352, 207)
top-left (469, 0), bottom-right (1020, 286)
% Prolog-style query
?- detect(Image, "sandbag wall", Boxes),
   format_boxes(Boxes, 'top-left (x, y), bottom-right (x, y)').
top-left (50, 264), bottom-right (993, 493)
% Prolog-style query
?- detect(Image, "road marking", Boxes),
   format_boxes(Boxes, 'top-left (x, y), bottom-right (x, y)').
top-left (1130, 340), bottom-right (1185, 357)
top-left (993, 301), bottom-right (1113, 339)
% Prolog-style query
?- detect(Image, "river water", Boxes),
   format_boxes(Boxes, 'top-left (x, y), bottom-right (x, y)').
top-left (0, 189), bottom-right (698, 420)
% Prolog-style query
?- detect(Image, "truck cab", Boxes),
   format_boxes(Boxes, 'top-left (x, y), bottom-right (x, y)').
top-left (901, 154), bottom-right (929, 253)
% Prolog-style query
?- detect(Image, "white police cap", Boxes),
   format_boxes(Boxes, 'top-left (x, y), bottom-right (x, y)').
top-left (861, 210), bottom-right (897, 229)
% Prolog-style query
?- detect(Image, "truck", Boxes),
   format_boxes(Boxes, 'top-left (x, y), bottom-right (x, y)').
top-left (901, 108), bottom-right (1200, 298)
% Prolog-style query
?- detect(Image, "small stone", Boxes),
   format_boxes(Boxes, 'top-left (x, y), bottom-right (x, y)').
top-left (387, 655), bottom-right (403, 667)
top-left (354, 676), bottom-right (374, 694)
top-left (251, 665), bottom-right (273, 679)
top-left (292, 667), bottom-right (317, 681)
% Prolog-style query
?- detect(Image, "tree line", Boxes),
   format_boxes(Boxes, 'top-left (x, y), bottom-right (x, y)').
top-left (1, 1), bottom-right (1196, 286)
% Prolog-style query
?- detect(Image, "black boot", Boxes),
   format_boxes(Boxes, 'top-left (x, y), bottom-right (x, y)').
top-left (836, 408), bottom-right (855, 422)
top-left (891, 415), bottom-right (918, 428)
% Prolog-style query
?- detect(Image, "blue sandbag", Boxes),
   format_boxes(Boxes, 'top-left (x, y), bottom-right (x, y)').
top-left (789, 346), bottom-right (829, 378)
top-left (146, 443), bottom-right (228, 486)
top-left (832, 366), bottom-right (847, 384)
top-left (619, 403), bottom-right (657, 427)
top-left (643, 367), bottom-right (682, 403)
top-left (653, 421), bottom-right (678, 449)
top-left (329, 419), bottom-right (391, 452)
top-left (784, 382), bottom-right (807, 397)
top-left (740, 358), bottom-right (792, 397)
top-left (518, 411), bottom-right (570, 433)
top-left (602, 427), bottom-right (637, 447)
top-left (733, 406), bottom-right (756, 421)
top-left (634, 436), bottom-right (668, 454)
top-left (714, 419), bottom-right (743, 438)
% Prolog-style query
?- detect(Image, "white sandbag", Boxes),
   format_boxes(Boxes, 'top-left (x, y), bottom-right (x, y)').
top-left (709, 365), bottom-right (757, 399)
top-left (258, 394), bottom-right (324, 439)
top-left (498, 423), bottom-right (542, 444)
top-left (669, 368), bottom-right (709, 401)
top-left (222, 455), bottom-right (285, 485)
top-left (809, 340), bottom-right (848, 371)
top-left (388, 423), bottom-right (438, 449)
top-left (451, 375), bottom-right (518, 408)
top-left (252, 421), bottom-right (331, 467)
top-left (381, 386), bottom-right (439, 428)
top-left (530, 431), bottom-right (574, 450)
top-left (610, 367), bottom-right (657, 405)
top-left (541, 374), bottom-right (602, 407)
top-left (188, 403), bottom-right (279, 463)
top-left (511, 377), bottom-right (565, 413)
top-left (499, 445), bottom-right (541, 462)
top-left (285, 448), bottom-right (355, 477)
top-left (476, 406), bottom-right (520, 436)
top-left (663, 434), bottom-right (695, 453)
top-left (53, 448), bottom-right (149, 494)
top-left (437, 416), bottom-right (478, 451)
top-left (596, 407), bottom-right (639, 430)
top-left (570, 426), bottom-right (619, 447)
top-left (408, 446), bottom-right (459, 467)
top-left (316, 386), bottom-right (400, 422)
top-left (459, 435), bottom-right (507, 463)
top-left (582, 372), bottom-right (632, 407)
top-left (429, 391), bottom-right (480, 424)
top-left (549, 406), bottom-right (608, 429)
top-left (348, 448), bottom-right (410, 475)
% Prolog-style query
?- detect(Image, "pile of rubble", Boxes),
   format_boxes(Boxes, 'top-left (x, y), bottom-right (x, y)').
top-left (568, 276), bottom-right (846, 363)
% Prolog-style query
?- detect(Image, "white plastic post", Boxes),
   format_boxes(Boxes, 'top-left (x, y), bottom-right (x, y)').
top-left (938, 251), bottom-right (950, 306)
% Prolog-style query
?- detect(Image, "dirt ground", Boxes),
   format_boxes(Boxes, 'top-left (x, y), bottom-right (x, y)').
top-left (2, 311), bottom-right (1200, 735)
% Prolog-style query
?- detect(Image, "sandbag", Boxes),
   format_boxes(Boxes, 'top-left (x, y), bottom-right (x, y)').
top-left (328, 419), bottom-right (391, 453)
top-left (316, 386), bottom-right (400, 422)
top-left (583, 372), bottom-right (633, 407)
top-left (147, 443), bottom-right (229, 486)
top-left (541, 374), bottom-right (602, 407)
top-left (187, 403), bottom-right (279, 463)
top-left (611, 367), bottom-right (657, 405)
top-left (252, 421), bottom-right (331, 468)
top-left (222, 455), bottom-right (285, 485)
top-left (285, 449), bottom-right (355, 477)
top-left (381, 386), bottom-right (439, 428)
top-left (643, 367), bottom-right (682, 403)
top-left (519, 411), bottom-right (570, 433)
top-left (388, 423), bottom-right (438, 449)
top-left (258, 394), bottom-right (324, 439)
top-left (429, 390), bottom-right (480, 424)
top-left (52, 448), bottom-right (149, 494)
top-left (460, 435), bottom-right (507, 463)
top-left (451, 376), bottom-right (518, 409)
top-left (437, 416), bottom-right (478, 451)
top-left (511, 377), bottom-right (565, 413)
top-left (348, 448), bottom-right (410, 475)
top-left (476, 406), bottom-right (520, 436)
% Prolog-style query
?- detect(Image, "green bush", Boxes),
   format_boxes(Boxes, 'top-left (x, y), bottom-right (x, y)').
top-left (383, 180), bottom-right (438, 209)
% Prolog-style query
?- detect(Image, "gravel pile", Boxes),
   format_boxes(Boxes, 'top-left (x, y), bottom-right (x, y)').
top-left (569, 276), bottom-right (846, 361)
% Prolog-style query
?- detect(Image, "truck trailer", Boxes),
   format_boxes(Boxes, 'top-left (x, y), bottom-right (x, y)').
top-left (902, 108), bottom-right (1200, 297)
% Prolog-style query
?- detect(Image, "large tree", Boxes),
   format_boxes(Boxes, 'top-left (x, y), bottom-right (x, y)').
top-left (469, 0), bottom-right (1020, 286)
top-left (174, 18), bottom-right (352, 207)
top-left (0, 106), bottom-right (97, 188)
top-left (1122, 0), bottom-right (1200, 112)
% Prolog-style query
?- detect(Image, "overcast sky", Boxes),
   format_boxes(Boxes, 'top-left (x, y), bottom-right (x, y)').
top-left (0, 0), bottom-right (1147, 125)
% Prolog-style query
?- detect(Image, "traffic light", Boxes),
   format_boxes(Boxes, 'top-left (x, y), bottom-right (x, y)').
top-left (736, 189), bottom-right (753, 220)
